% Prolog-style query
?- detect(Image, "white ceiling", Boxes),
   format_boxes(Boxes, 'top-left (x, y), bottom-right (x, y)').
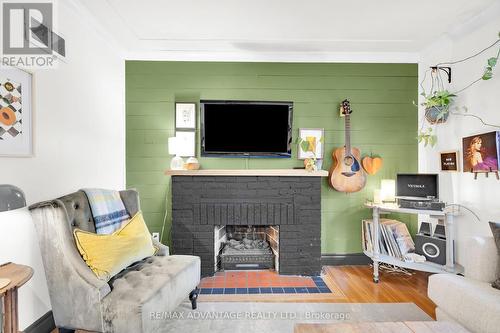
top-left (78, 0), bottom-right (499, 62)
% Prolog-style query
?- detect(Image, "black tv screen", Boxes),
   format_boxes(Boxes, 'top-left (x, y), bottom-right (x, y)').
top-left (201, 100), bottom-right (293, 157)
top-left (396, 174), bottom-right (439, 199)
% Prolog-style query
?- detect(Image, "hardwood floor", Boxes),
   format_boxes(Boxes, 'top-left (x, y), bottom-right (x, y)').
top-left (52, 265), bottom-right (436, 333)
top-left (324, 266), bottom-right (436, 319)
top-left (198, 266), bottom-right (435, 318)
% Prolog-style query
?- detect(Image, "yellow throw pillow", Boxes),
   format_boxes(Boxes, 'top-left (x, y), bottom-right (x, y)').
top-left (74, 211), bottom-right (156, 280)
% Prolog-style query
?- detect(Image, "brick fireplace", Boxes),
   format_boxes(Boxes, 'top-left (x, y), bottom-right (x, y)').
top-left (170, 174), bottom-right (322, 277)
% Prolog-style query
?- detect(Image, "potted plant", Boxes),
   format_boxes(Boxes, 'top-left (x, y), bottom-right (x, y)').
top-left (421, 90), bottom-right (456, 124)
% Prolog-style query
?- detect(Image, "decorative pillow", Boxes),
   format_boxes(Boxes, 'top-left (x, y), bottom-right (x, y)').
top-left (489, 222), bottom-right (500, 290)
top-left (74, 211), bottom-right (156, 280)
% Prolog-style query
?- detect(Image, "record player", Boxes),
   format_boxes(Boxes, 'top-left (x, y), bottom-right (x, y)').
top-left (396, 174), bottom-right (445, 211)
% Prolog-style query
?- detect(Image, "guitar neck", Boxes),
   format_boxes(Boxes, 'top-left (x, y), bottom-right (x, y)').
top-left (345, 113), bottom-right (351, 154)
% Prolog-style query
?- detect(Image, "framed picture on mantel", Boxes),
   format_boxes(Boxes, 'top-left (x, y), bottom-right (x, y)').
top-left (298, 128), bottom-right (324, 160)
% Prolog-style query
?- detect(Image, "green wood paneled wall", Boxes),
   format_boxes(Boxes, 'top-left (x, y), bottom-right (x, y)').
top-left (126, 61), bottom-right (418, 254)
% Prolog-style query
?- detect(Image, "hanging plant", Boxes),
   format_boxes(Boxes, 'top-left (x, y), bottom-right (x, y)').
top-left (422, 90), bottom-right (456, 124)
top-left (417, 32), bottom-right (500, 147)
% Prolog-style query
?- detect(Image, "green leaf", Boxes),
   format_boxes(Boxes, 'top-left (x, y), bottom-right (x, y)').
top-left (429, 135), bottom-right (437, 147)
top-left (488, 57), bottom-right (497, 67)
top-left (482, 70), bottom-right (493, 80)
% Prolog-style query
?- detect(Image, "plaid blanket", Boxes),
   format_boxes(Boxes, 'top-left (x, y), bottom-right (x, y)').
top-left (82, 188), bottom-right (130, 234)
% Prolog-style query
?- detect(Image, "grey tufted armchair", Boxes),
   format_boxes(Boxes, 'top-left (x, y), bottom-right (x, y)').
top-left (29, 189), bottom-right (200, 333)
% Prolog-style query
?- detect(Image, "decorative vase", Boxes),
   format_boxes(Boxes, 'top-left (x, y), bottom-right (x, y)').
top-left (185, 157), bottom-right (200, 170)
top-left (425, 106), bottom-right (449, 124)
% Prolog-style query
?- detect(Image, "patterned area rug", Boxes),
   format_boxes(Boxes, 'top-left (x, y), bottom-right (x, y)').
top-left (156, 302), bottom-right (432, 333)
top-left (198, 270), bottom-right (346, 299)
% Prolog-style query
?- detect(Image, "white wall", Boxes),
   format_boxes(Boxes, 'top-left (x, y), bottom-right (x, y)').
top-left (0, 0), bottom-right (125, 329)
top-left (0, 208), bottom-right (51, 331)
top-left (418, 2), bottom-right (500, 265)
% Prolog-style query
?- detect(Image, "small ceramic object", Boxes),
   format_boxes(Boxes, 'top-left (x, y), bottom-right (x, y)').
top-left (185, 157), bottom-right (200, 170)
top-left (304, 158), bottom-right (317, 171)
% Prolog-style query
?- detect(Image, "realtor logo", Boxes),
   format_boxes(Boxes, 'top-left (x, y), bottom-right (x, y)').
top-left (1, 1), bottom-right (65, 67)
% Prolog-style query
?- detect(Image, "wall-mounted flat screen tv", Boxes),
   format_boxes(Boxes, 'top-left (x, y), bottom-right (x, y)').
top-left (201, 100), bottom-right (293, 158)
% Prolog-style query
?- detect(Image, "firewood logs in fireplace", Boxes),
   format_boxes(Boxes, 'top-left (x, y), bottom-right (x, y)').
top-left (225, 238), bottom-right (270, 251)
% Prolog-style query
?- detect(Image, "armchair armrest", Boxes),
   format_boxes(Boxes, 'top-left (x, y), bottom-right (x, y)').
top-left (152, 238), bottom-right (169, 256)
top-left (30, 203), bottom-right (109, 331)
top-left (464, 236), bottom-right (498, 283)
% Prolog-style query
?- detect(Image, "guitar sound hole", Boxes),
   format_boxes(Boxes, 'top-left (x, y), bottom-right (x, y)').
top-left (343, 156), bottom-right (354, 166)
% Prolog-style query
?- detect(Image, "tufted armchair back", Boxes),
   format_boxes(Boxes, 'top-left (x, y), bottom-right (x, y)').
top-left (53, 190), bottom-right (140, 233)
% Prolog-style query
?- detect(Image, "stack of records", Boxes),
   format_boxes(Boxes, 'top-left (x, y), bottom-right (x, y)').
top-left (362, 219), bottom-right (415, 260)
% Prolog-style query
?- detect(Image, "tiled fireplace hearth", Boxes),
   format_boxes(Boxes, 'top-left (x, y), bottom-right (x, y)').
top-left (169, 171), bottom-right (324, 277)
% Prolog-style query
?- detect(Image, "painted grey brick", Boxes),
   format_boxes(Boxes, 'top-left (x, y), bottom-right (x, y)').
top-left (171, 175), bottom-right (321, 276)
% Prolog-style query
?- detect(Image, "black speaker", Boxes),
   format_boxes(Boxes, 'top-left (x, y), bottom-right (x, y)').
top-left (418, 222), bottom-right (432, 236)
top-left (433, 224), bottom-right (446, 239)
top-left (415, 234), bottom-right (446, 265)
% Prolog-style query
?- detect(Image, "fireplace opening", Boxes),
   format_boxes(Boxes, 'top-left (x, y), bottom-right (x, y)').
top-left (214, 225), bottom-right (279, 272)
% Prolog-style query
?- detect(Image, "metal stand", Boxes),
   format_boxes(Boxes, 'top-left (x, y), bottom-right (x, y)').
top-left (367, 203), bottom-right (461, 283)
top-left (372, 206), bottom-right (380, 283)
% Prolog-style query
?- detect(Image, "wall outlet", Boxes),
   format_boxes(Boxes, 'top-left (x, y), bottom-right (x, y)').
top-left (152, 232), bottom-right (160, 241)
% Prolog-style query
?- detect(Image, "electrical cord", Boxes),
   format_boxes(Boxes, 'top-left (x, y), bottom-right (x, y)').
top-left (435, 38), bottom-right (500, 66)
top-left (159, 185), bottom-right (170, 244)
top-left (445, 203), bottom-right (481, 222)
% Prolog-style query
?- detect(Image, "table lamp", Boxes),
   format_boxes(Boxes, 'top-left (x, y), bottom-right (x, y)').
top-left (380, 179), bottom-right (396, 203)
top-left (168, 137), bottom-right (184, 170)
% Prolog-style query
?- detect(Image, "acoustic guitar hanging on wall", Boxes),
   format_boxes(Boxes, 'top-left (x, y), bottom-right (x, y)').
top-left (328, 99), bottom-right (367, 193)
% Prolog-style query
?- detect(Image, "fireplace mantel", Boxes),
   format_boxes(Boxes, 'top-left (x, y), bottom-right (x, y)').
top-left (165, 169), bottom-right (328, 177)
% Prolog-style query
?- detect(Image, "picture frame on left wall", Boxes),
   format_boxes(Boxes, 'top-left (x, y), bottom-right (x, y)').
top-left (0, 68), bottom-right (33, 156)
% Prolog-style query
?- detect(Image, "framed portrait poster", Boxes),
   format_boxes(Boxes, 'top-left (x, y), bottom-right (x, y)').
top-left (440, 151), bottom-right (459, 172)
top-left (175, 103), bottom-right (196, 129)
top-left (0, 68), bottom-right (33, 156)
top-left (462, 131), bottom-right (500, 173)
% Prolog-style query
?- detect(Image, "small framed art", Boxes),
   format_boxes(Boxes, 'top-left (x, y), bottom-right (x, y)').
top-left (298, 128), bottom-right (324, 160)
top-left (175, 103), bottom-right (196, 129)
top-left (440, 151), bottom-right (459, 172)
top-left (175, 131), bottom-right (196, 157)
top-left (0, 68), bottom-right (33, 156)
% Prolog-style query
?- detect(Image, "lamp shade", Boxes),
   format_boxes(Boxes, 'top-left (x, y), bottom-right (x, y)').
top-left (168, 137), bottom-right (179, 156)
top-left (380, 179), bottom-right (396, 202)
top-left (0, 185), bottom-right (26, 211)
